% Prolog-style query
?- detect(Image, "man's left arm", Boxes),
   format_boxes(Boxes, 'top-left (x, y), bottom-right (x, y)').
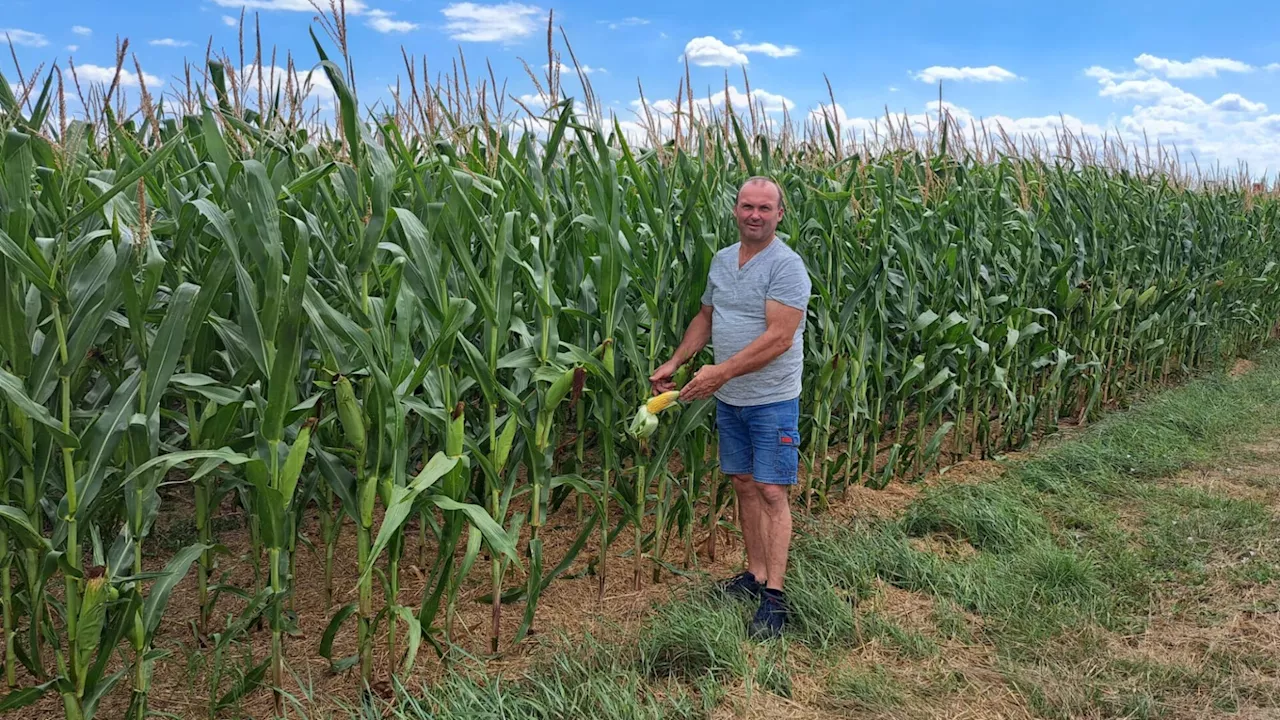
top-left (681, 258), bottom-right (810, 400)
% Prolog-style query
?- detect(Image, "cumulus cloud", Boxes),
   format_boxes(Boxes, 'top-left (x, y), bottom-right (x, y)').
top-left (1134, 53), bottom-right (1254, 78)
top-left (735, 42), bottom-right (799, 58)
top-left (210, 0), bottom-right (368, 12)
top-left (1, 29), bottom-right (48, 47)
top-left (638, 85), bottom-right (795, 117)
top-left (72, 64), bottom-right (164, 88)
top-left (72, 26), bottom-right (92, 36)
top-left (1211, 93), bottom-right (1268, 114)
top-left (914, 65), bottom-right (1020, 83)
top-left (681, 36), bottom-right (749, 67)
top-left (441, 3), bottom-right (541, 43)
top-left (544, 62), bottom-right (605, 75)
top-left (66, 45), bottom-right (78, 52)
top-left (237, 64), bottom-right (336, 108)
top-left (150, 38), bottom-right (192, 47)
top-left (601, 17), bottom-right (649, 30)
top-left (1084, 59), bottom-right (1280, 174)
top-left (367, 9), bottom-right (417, 33)
top-left (1084, 66), bottom-right (1146, 82)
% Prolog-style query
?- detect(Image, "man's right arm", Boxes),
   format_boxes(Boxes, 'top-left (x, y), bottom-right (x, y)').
top-left (650, 304), bottom-right (713, 392)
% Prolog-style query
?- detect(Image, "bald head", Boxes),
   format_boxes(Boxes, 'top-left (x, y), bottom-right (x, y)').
top-left (736, 176), bottom-right (785, 210)
top-left (733, 176), bottom-right (785, 245)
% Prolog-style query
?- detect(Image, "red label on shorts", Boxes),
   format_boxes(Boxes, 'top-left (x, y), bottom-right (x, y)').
top-left (781, 436), bottom-right (792, 444)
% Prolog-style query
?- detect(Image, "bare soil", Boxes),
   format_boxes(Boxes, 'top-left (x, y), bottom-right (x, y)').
top-left (10, 361), bottom-right (1278, 719)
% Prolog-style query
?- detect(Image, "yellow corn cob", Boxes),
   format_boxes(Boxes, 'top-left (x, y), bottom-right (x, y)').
top-left (646, 391), bottom-right (681, 414)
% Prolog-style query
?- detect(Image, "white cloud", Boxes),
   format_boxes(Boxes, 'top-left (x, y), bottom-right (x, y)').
top-left (731, 29), bottom-right (743, 40)
top-left (888, 86), bottom-right (899, 93)
top-left (914, 65), bottom-right (1020, 83)
top-left (1211, 93), bottom-right (1268, 114)
top-left (603, 16), bottom-right (649, 30)
top-left (681, 36), bottom-right (749, 67)
top-left (441, 3), bottom-right (541, 43)
top-left (1134, 53), bottom-right (1253, 79)
top-left (808, 102), bottom-right (850, 127)
top-left (635, 85), bottom-right (794, 119)
top-left (1096, 77), bottom-right (1210, 113)
top-left (1267, 63), bottom-right (1280, 72)
top-left (544, 62), bottom-right (604, 75)
top-left (211, 0), bottom-right (368, 11)
top-left (222, 15), bottom-right (239, 26)
top-left (802, 100), bottom-right (1106, 158)
top-left (72, 26), bottom-right (92, 36)
top-left (150, 38), bottom-right (192, 47)
top-left (367, 9), bottom-right (417, 33)
top-left (705, 86), bottom-right (794, 113)
top-left (1, 29), bottom-right (48, 47)
top-left (73, 64), bottom-right (164, 88)
top-left (1081, 63), bottom-right (1280, 174)
top-left (66, 44), bottom-right (79, 52)
top-left (1084, 66), bottom-right (1146, 82)
top-left (239, 64), bottom-right (335, 107)
top-left (735, 42), bottom-right (799, 58)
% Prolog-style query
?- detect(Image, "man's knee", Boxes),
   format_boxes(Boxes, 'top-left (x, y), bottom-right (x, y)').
top-left (758, 484), bottom-right (791, 511)
top-left (730, 474), bottom-right (758, 493)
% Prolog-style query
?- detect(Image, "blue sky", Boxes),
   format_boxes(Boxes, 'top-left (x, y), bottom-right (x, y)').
top-left (5, 0), bottom-right (1280, 177)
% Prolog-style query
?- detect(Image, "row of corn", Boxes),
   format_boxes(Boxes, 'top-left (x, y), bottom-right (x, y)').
top-left (0, 42), bottom-right (1277, 717)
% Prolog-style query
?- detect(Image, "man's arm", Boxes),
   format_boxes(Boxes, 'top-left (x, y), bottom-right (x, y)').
top-left (679, 300), bottom-right (803, 401)
top-left (650, 304), bottom-right (713, 393)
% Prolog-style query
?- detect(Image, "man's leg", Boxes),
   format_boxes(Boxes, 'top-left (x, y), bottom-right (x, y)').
top-left (715, 401), bottom-right (764, 598)
top-left (731, 474), bottom-right (768, 583)
top-left (756, 484), bottom-right (792, 591)
top-left (745, 398), bottom-right (799, 638)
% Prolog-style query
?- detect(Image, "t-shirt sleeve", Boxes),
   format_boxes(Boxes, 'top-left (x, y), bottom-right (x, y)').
top-left (700, 276), bottom-right (714, 307)
top-left (767, 254), bottom-right (811, 311)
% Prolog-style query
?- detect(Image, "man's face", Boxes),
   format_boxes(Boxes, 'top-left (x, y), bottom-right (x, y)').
top-left (734, 182), bottom-right (784, 244)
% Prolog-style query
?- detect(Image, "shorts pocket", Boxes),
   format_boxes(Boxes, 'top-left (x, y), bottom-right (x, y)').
top-left (776, 427), bottom-right (800, 478)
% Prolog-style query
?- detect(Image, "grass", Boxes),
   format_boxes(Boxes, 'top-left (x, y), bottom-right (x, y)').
top-left (319, 348), bottom-right (1280, 719)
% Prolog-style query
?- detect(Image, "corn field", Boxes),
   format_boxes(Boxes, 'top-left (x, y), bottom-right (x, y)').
top-left (1, 18), bottom-right (1279, 718)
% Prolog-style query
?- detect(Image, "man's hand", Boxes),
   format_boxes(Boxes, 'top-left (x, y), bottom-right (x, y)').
top-left (678, 364), bottom-right (728, 401)
top-left (649, 360), bottom-right (679, 395)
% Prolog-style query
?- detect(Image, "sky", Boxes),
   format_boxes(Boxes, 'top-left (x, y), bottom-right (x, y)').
top-left (4, 0), bottom-right (1280, 179)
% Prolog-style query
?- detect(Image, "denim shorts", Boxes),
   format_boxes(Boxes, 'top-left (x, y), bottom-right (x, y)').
top-left (715, 397), bottom-right (801, 485)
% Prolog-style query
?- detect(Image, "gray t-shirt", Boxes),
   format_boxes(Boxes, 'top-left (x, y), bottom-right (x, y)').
top-left (700, 237), bottom-right (811, 406)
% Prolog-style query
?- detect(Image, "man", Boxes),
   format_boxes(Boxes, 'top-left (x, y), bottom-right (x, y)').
top-left (650, 176), bottom-right (811, 639)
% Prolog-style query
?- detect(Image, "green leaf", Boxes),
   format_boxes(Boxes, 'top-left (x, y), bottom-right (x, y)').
top-left (143, 283), bottom-right (200, 417)
top-left (0, 679), bottom-right (57, 711)
top-left (0, 505), bottom-right (51, 551)
top-left (262, 225), bottom-right (310, 442)
top-left (117, 448), bottom-right (253, 490)
top-left (319, 603), bottom-right (359, 673)
top-left (67, 140), bottom-right (179, 227)
top-left (912, 310), bottom-right (940, 332)
top-left (359, 452), bottom-right (459, 587)
top-left (428, 495), bottom-right (521, 568)
top-left (0, 367), bottom-right (77, 448)
top-left (0, 226), bottom-right (54, 295)
top-left (169, 373), bottom-right (243, 405)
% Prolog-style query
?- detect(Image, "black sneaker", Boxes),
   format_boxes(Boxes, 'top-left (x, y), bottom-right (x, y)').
top-left (718, 571), bottom-right (762, 601)
top-left (749, 589), bottom-right (788, 640)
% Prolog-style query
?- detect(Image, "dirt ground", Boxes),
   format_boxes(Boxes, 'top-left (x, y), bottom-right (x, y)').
top-left (8, 360), bottom-right (1279, 719)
